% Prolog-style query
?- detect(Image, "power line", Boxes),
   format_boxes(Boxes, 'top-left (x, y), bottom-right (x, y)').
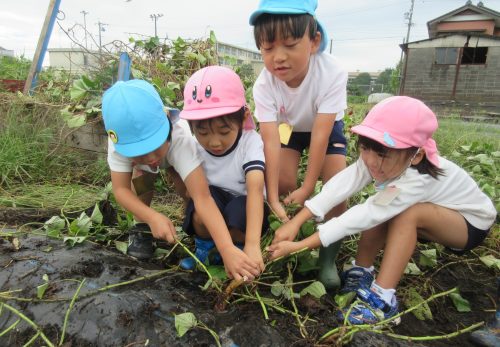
top-left (80, 10), bottom-right (88, 49)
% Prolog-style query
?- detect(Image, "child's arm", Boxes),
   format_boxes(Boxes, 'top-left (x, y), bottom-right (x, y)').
top-left (259, 122), bottom-right (289, 222)
top-left (110, 171), bottom-right (177, 243)
top-left (268, 232), bottom-right (321, 260)
top-left (283, 114), bottom-right (337, 206)
top-left (184, 166), bottom-right (261, 280)
top-left (244, 170), bottom-right (266, 272)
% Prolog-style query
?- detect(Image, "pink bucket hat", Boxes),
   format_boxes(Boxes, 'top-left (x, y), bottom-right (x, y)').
top-left (180, 66), bottom-right (255, 129)
top-left (351, 96), bottom-right (440, 167)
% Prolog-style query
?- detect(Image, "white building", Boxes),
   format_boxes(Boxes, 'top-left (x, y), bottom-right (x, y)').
top-left (217, 42), bottom-right (264, 75)
top-left (0, 46), bottom-right (14, 57)
top-left (48, 48), bottom-right (100, 73)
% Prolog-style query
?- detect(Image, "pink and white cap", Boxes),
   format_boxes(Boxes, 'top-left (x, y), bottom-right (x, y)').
top-left (351, 96), bottom-right (440, 167)
top-left (180, 66), bottom-right (255, 130)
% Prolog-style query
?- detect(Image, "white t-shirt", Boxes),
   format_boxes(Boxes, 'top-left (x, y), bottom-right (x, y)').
top-left (107, 120), bottom-right (201, 181)
top-left (253, 53), bottom-right (348, 132)
top-left (304, 156), bottom-right (497, 247)
top-left (196, 130), bottom-right (265, 197)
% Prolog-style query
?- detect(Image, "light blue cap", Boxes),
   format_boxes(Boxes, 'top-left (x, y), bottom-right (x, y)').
top-left (102, 79), bottom-right (170, 157)
top-left (249, 0), bottom-right (329, 52)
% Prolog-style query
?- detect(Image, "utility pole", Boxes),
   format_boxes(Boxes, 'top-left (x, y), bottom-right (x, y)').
top-left (150, 14), bottom-right (163, 37)
top-left (404, 0), bottom-right (415, 45)
top-left (97, 21), bottom-right (108, 54)
top-left (80, 10), bottom-right (89, 49)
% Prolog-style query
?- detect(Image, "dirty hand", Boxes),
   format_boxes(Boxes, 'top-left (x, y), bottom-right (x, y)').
top-left (148, 212), bottom-right (177, 244)
top-left (221, 245), bottom-right (261, 281)
top-left (267, 241), bottom-right (302, 260)
top-left (269, 200), bottom-right (289, 223)
top-left (243, 244), bottom-right (265, 272)
top-left (283, 187), bottom-right (311, 207)
top-left (272, 220), bottom-right (300, 244)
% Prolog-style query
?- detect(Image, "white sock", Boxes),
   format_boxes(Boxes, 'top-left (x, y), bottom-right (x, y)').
top-left (352, 260), bottom-right (375, 274)
top-left (370, 282), bottom-right (396, 305)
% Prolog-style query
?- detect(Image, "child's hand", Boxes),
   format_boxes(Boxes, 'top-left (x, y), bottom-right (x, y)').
top-left (243, 244), bottom-right (265, 272)
top-left (272, 220), bottom-right (300, 244)
top-left (269, 200), bottom-right (290, 222)
top-left (148, 212), bottom-right (177, 244)
top-left (283, 187), bottom-right (311, 207)
top-left (220, 245), bottom-right (261, 281)
top-left (267, 241), bottom-right (302, 260)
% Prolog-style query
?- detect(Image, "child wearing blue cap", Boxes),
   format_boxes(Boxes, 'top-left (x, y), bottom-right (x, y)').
top-left (102, 79), bottom-right (261, 282)
top-left (250, 0), bottom-right (348, 289)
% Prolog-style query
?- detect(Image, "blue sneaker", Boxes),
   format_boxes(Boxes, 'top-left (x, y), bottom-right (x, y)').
top-left (339, 267), bottom-right (374, 294)
top-left (338, 287), bottom-right (400, 325)
top-left (179, 237), bottom-right (220, 270)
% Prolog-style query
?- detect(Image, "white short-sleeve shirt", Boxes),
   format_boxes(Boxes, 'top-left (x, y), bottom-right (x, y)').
top-left (107, 119), bottom-right (201, 181)
top-left (253, 53), bottom-right (348, 132)
top-left (197, 130), bottom-right (265, 197)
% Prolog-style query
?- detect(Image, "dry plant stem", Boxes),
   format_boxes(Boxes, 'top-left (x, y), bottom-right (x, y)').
top-left (423, 259), bottom-right (473, 291)
top-left (59, 279), bottom-right (86, 346)
top-left (0, 303), bottom-right (54, 347)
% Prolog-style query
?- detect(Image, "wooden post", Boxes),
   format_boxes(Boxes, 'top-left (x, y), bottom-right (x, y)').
top-left (23, 0), bottom-right (62, 95)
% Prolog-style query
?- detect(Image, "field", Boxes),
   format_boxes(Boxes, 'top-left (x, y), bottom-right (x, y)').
top-left (0, 91), bottom-right (498, 346)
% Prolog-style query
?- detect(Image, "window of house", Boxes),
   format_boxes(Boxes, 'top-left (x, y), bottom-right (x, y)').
top-left (461, 47), bottom-right (488, 64)
top-left (435, 47), bottom-right (458, 64)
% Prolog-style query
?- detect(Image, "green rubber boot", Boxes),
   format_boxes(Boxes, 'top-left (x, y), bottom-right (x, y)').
top-left (318, 240), bottom-right (342, 290)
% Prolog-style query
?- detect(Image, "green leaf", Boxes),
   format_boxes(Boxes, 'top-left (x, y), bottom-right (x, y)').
top-left (334, 291), bottom-right (356, 309)
top-left (450, 292), bottom-right (471, 312)
top-left (419, 249), bottom-right (437, 268)
top-left (37, 282), bottom-right (48, 299)
top-left (206, 265), bottom-right (228, 281)
top-left (404, 262), bottom-right (422, 275)
top-left (209, 30), bottom-right (217, 44)
top-left (44, 216), bottom-right (66, 238)
top-left (296, 250), bottom-right (318, 274)
top-left (90, 203), bottom-right (103, 224)
top-left (66, 114), bottom-right (86, 128)
top-left (69, 212), bottom-right (92, 236)
top-left (269, 221), bottom-right (282, 231)
top-left (114, 241), bottom-right (128, 255)
top-left (175, 312), bottom-right (198, 337)
top-left (299, 220), bottom-right (315, 238)
top-left (63, 236), bottom-right (87, 247)
top-left (479, 255), bottom-right (500, 270)
top-left (270, 281), bottom-right (286, 297)
top-left (299, 281), bottom-right (326, 299)
top-left (196, 53), bottom-right (207, 65)
top-left (70, 79), bottom-right (89, 101)
top-left (404, 287), bottom-right (433, 320)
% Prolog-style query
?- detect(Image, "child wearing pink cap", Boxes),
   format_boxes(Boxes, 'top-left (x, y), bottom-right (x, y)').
top-left (250, 0), bottom-right (348, 289)
top-left (179, 66), bottom-right (268, 275)
top-left (268, 96), bottom-right (496, 325)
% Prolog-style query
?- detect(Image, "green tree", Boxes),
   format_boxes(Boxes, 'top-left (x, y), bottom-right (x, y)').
top-left (375, 68), bottom-right (393, 93)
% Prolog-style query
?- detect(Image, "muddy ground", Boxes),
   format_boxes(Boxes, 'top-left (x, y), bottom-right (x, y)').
top-left (0, 228), bottom-right (498, 347)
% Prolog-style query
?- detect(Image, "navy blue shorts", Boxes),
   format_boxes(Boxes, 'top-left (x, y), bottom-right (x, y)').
top-left (281, 120), bottom-right (347, 156)
top-left (418, 217), bottom-right (490, 255)
top-left (182, 185), bottom-right (270, 236)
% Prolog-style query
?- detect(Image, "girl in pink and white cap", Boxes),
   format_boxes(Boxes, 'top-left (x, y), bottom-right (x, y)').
top-left (179, 66), bottom-right (268, 276)
top-left (268, 96), bottom-right (496, 325)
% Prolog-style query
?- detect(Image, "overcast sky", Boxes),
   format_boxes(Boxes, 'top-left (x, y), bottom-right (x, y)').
top-left (2, 0), bottom-right (500, 72)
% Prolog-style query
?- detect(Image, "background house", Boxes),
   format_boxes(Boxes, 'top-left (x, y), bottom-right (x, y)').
top-left (0, 46), bottom-right (15, 57)
top-left (400, 1), bottom-right (500, 115)
top-left (48, 48), bottom-right (101, 73)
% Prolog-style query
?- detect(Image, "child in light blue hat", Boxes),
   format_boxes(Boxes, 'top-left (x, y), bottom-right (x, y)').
top-left (250, 0), bottom-right (348, 289)
top-left (102, 80), bottom-right (261, 282)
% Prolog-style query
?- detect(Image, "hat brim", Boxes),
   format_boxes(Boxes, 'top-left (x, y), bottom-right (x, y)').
top-left (180, 105), bottom-right (242, 121)
top-left (249, 10), bottom-right (328, 52)
top-left (114, 117), bottom-right (170, 158)
top-left (351, 124), bottom-right (411, 149)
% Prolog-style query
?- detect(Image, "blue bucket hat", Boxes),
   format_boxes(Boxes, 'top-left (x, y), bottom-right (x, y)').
top-left (102, 79), bottom-right (171, 157)
top-left (249, 0), bottom-right (329, 52)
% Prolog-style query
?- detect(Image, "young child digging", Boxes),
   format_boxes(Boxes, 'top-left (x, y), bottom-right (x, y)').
top-left (250, 0), bottom-right (349, 289)
top-left (268, 96), bottom-right (496, 325)
top-left (102, 79), bottom-right (260, 281)
top-left (179, 66), bottom-right (268, 274)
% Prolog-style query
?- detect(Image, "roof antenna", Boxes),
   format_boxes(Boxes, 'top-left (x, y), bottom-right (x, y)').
top-left (477, 1), bottom-right (484, 6)
top-left (466, 0), bottom-right (472, 5)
